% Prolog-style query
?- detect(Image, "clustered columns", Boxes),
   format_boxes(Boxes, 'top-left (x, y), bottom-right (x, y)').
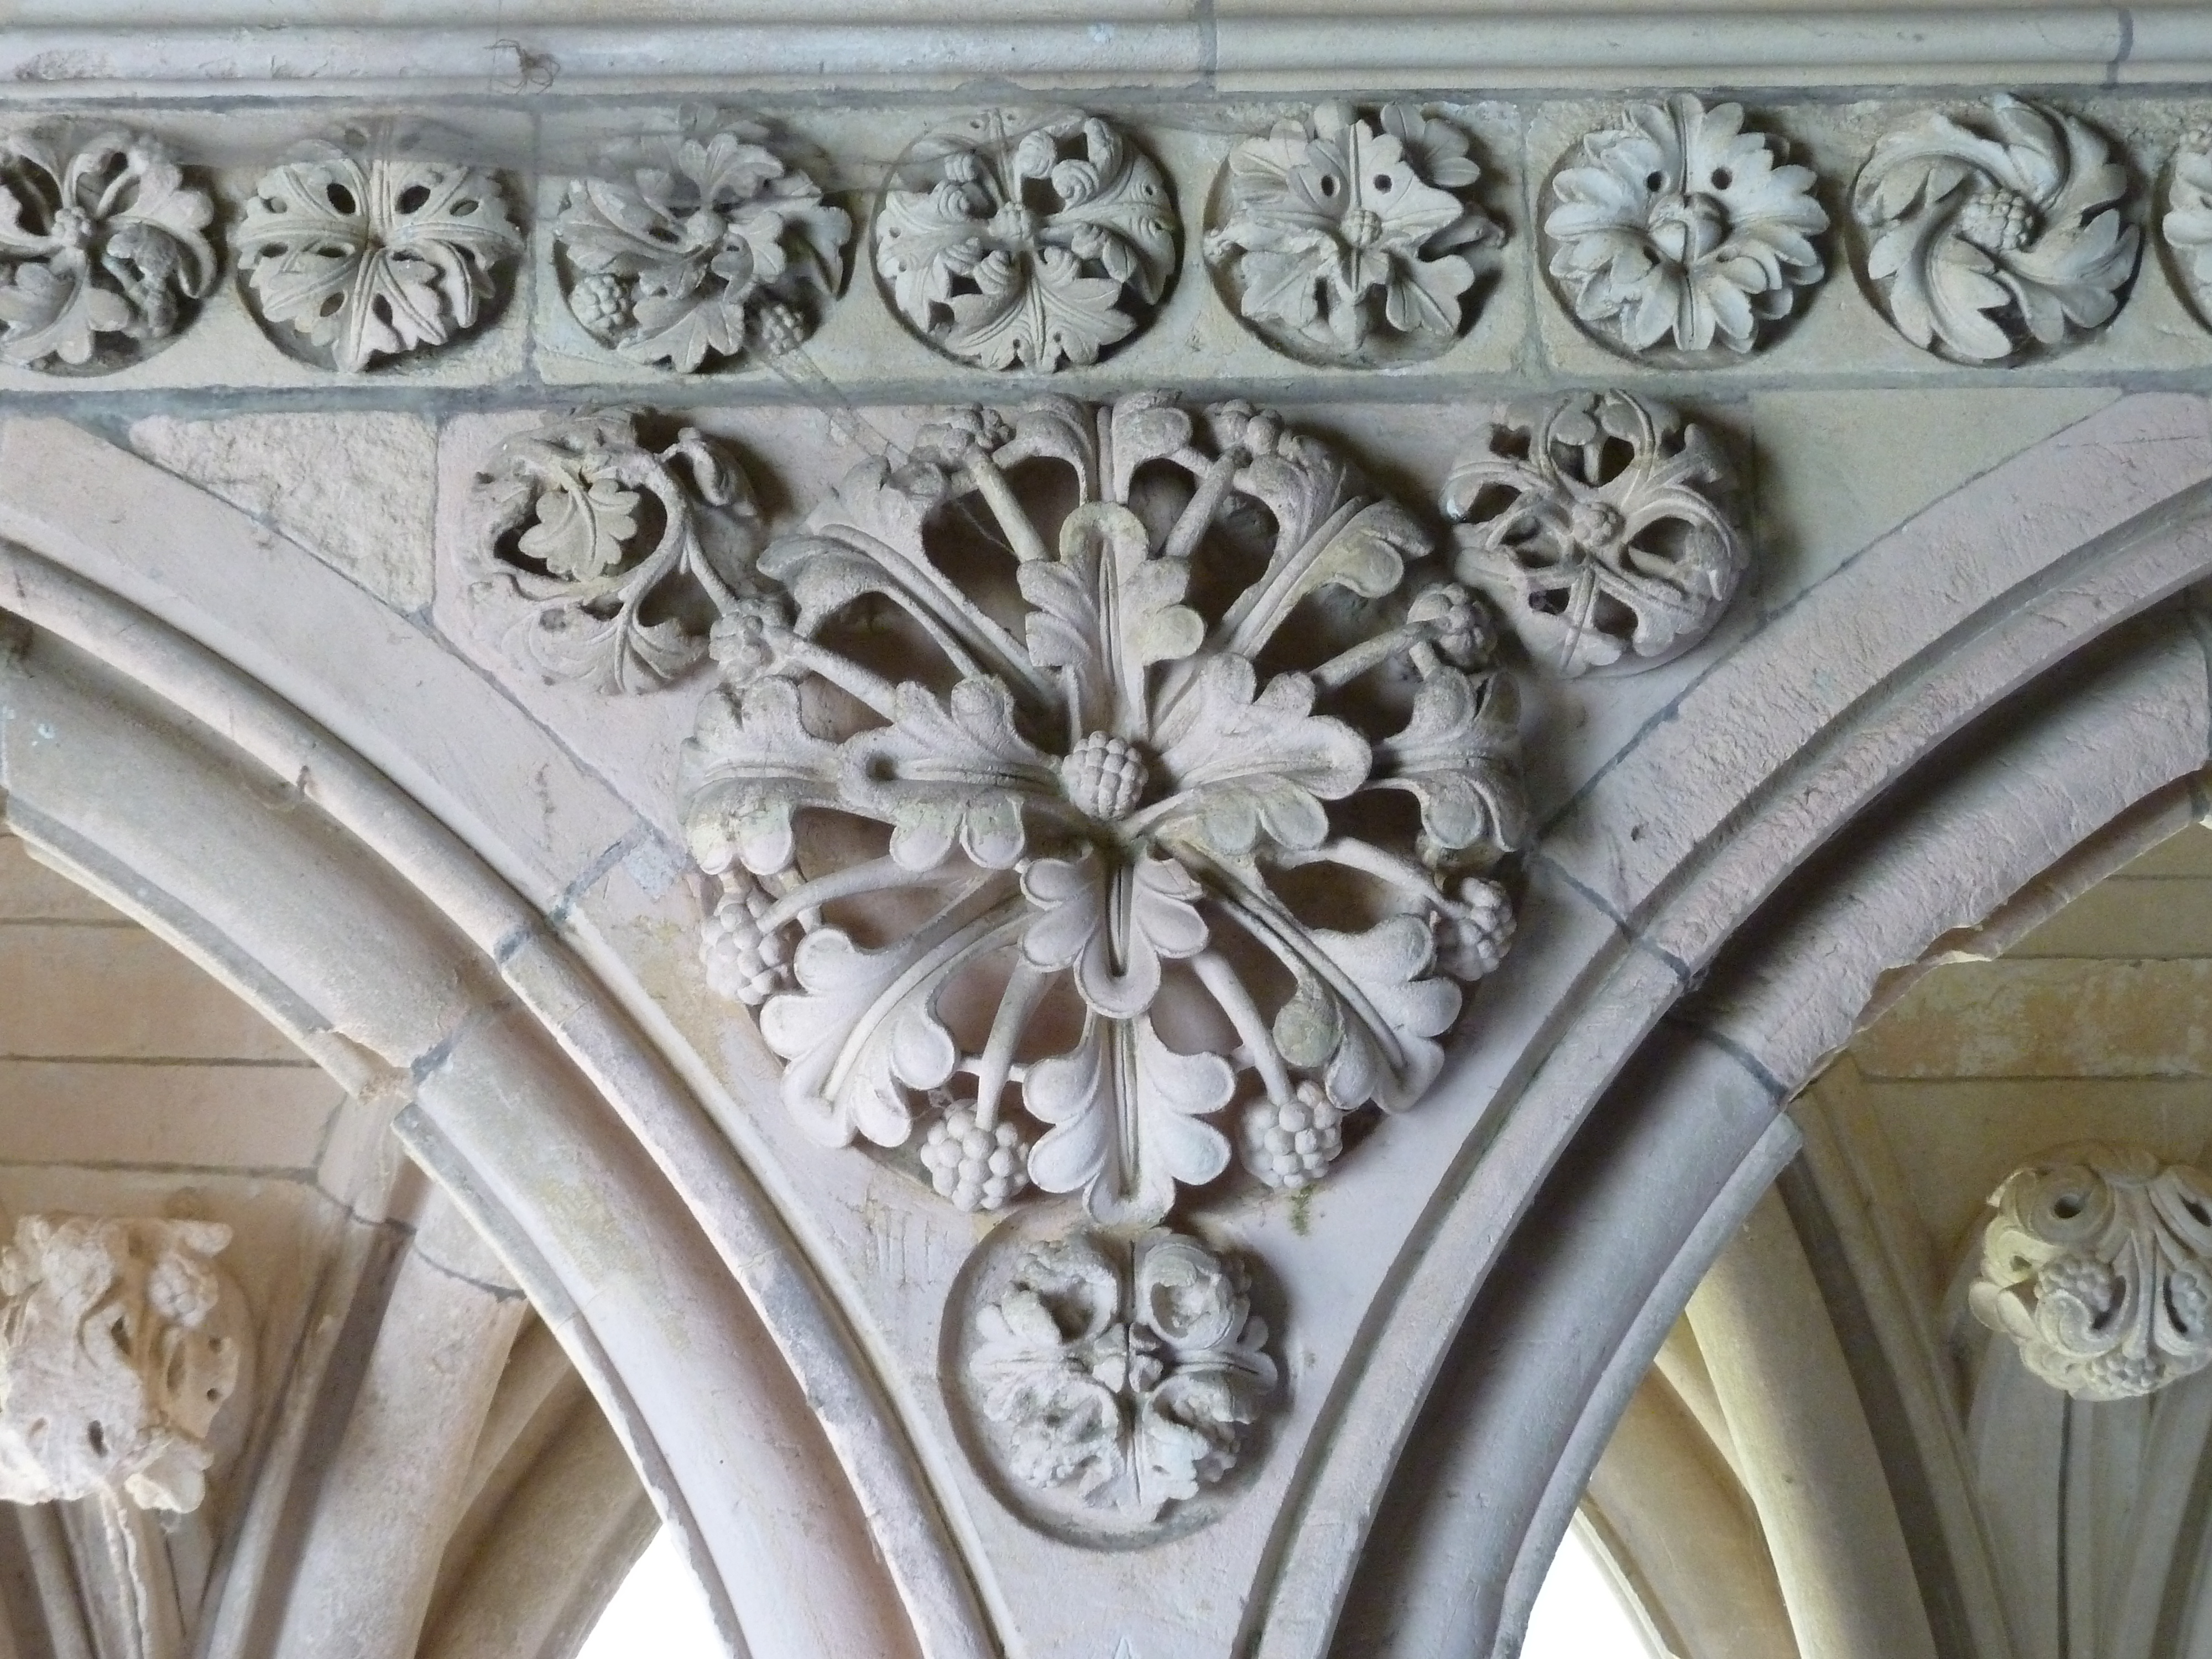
top-left (1973, 1144), bottom-right (2212, 1400)
top-left (0, 93), bottom-right (2203, 378)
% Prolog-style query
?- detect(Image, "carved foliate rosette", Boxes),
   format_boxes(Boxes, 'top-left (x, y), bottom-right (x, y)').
top-left (1544, 95), bottom-right (1827, 362)
top-left (0, 1217), bottom-right (244, 1513)
top-left (953, 1224), bottom-right (1276, 1539)
top-left (677, 392), bottom-right (1526, 1228)
top-left (553, 118), bottom-right (851, 373)
top-left (1204, 101), bottom-right (1501, 367)
top-left (1851, 95), bottom-right (2139, 364)
top-left (873, 111), bottom-right (1179, 373)
top-left (236, 130), bottom-right (521, 372)
top-left (1444, 392), bottom-right (1745, 677)
top-left (1972, 1144), bottom-right (2212, 1400)
top-left (0, 126), bottom-right (216, 374)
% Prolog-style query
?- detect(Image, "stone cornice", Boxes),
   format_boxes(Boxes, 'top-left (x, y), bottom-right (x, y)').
top-left (5, 8), bottom-right (2212, 98)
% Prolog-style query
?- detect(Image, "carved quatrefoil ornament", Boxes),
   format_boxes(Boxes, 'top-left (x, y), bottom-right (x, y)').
top-left (1851, 95), bottom-right (2139, 364)
top-left (677, 391), bottom-right (1528, 1228)
top-left (948, 1219), bottom-right (1277, 1541)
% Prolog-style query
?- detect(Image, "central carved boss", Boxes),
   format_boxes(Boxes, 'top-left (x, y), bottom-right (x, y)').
top-left (676, 392), bottom-right (1526, 1226)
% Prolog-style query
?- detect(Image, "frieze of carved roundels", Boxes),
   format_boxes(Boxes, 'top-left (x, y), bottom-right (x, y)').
top-left (472, 410), bottom-right (765, 692)
top-left (1443, 392), bottom-right (1745, 677)
top-left (873, 111), bottom-right (1179, 372)
top-left (678, 391), bottom-right (1526, 1228)
top-left (1850, 95), bottom-right (2140, 364)
top-left (2163, 127), bottom-right (2212, 330)
top-left (0, 1216), bottom-right (246, 1514)
top-left (1971, 1143), bottom-right (2212, 1401)
top-left (1544, 95), bottom-right (1827, 362)
top-left (0, 126), bottom-right (216, 374)
top-left (952, 1224), bottom-right (1276, 1538)
top-left (1204, 101), bottom-right (1501, 366)
top-left (236, 130), bottom-right (522, 372)
top-left (552, 119), bottom-right (852, 373)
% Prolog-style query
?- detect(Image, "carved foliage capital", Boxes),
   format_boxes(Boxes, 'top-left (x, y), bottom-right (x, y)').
top-left (0, 1216), bottom-right (245, 1512)
top-left (1973, 1144), bottom-right (2212, 1401)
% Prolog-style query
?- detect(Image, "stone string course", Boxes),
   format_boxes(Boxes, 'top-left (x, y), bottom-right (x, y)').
top-left (11, 90), bottom-right (2212, 400)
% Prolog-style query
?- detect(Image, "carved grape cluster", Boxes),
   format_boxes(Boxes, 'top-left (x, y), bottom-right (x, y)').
top-left (676, 390), bottom-right (1529, 1228)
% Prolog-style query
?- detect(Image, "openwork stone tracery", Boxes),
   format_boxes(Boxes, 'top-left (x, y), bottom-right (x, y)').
top-left (1973, 1144), bottom-right (2212, 1401)
top-left (677, 390), bottom-right (1526, 1229)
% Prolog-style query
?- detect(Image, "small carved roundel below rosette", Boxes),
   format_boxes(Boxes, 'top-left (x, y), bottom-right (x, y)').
top-left (872, 110), bottom-right (1180, 373)
top-left (944, 1207), bottom-right (1277, 1543)
top-left (675, 390), bottom-right (1528, 1230)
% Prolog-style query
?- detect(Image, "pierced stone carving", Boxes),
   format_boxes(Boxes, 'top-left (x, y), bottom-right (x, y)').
top-left (1203, 101), bottom-right (1500, 366)
top-left (965, 1226), bottom-right (1275, 1527)
top-left (874, 111), bottom-right (1178, 372)
top-left (1850, 95), bottom-right (2138, 363)
top-left (1443, 392), bottom-right (1745, 677)
top-left (554, 119), bottom-right (851, 373)
top-left (1972, 1144), bottom-right (2212, 1401)
top-left (679, 392), bottom-right (1526, 1227)
top-left (0, 1217), bottom-right (244, 1512)
top-left (2162, 127), bottom-right (2212, 329)
top-left (236, 133), bottom-right (521, 372)
top-left (0, 127), bottom-right (216, 374)
top-left (1543, 95), bottom-right (1827, 361)
top-left (472, 410), bottom-right (765, 693)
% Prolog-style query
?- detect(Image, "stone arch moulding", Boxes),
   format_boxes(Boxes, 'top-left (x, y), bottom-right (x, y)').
top-left (0, 395), bottom-right (2209, 1659)
top-left (1313, 392), bottom-right (2212, 1659)
top-left (0, 491), bottom-right (994, 1657)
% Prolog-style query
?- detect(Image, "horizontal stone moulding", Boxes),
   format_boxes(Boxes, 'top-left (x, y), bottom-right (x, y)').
top-left (7, 12), bottom-right (2212, 95)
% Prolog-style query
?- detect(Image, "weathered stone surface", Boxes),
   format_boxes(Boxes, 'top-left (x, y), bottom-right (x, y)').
top-left (128, 413), bottom-right (436, 612)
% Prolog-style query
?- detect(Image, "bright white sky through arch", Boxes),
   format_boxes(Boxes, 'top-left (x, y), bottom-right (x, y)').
top-left (580, 1517), bottom-right (1665, 1658)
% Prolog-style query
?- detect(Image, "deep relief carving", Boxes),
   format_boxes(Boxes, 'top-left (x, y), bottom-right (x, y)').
top-left (679, 392), bottom-right (1525, 1226)
top-left (2163, 126), bottom-right (2212, 328)
top-left (1443, 392), bottom-right (1745, 676)
top-left (959, 1223), bottom-right (1275, 1533)
top-left (0, 1217), bottom-right (244, 1512)
top-left (1972, 1144), bottom-right (2212, 1401)
top-left (1850, 95), bottom-right (2138, 363)
top-left (472, 410), bottom-right (765, 692)
top-left (553, 119), bottom-right (851, 373)
top-left (237, 132), bottom-right (522, 372)
top-left (0, 126), bottom-right (216, 374)
top-left (1544, 95), bottom-right (1827, 361)
top-left (1204, 101), bottom-right (1500, 366)
top-left (874, 111), bottom-right (1178, 372)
